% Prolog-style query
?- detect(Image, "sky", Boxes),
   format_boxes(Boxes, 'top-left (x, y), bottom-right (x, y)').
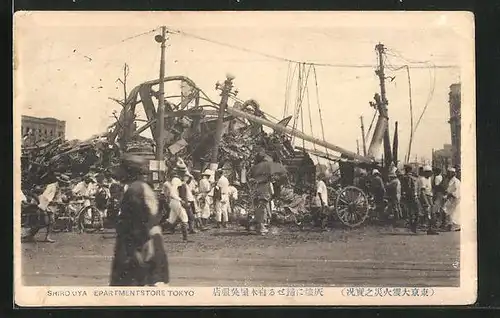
top-left (14, 11), bottom-right (471, 163)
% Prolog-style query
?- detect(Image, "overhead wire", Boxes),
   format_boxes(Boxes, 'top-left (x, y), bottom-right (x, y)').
top-left (44, 27), bottom-right (161, 66)
top-left (165, 26), bottom-right (458, 70)
top-left (305, 84), bottom-right (317, 153)
top-left (283, 62), bottom-right (292, 118)
top-left (292, 63), bottom-right (313, 146)
top-left (283, 62), bottom-right (299, 118)
top-left (386, 48), bottom-right (437, 136)
top-left (384, 47), bottom-right (440, 162)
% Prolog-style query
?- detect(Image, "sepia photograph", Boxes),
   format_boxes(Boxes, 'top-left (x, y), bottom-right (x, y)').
top-left (13, 11), bottom-right (476, 306)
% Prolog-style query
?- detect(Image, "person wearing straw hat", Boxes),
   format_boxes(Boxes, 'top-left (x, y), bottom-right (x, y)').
top-left (417, 164), bottom-right (439, 235)
top-left (163, 158), bottom-right (190, 241)
top-left (214, 169), bottom-right (230, 229)
top-left (186, 170), bottom-right (203, 231)
top-left (401, 164), bottom-right (419, 233)
top-left (370, 169), bottom-right (386, 221)
top-left (110, 154), bottom-right (169, 286)
top-left (22, 172), bottom-right (70, 243)
top-left (443, 167), bottom-right (461, 231)
top-left (182, 170), bottom-right (198, 234)
top-left (431, 167), bottom-right (447, 230)
top-left (386, 170), bottom-right (402, 220)
top-left (198, 169), bottom-right (213, 229)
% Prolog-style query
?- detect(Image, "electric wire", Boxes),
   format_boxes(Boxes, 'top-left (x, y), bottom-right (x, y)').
top-left (165, 26), bottom-right (458, 70)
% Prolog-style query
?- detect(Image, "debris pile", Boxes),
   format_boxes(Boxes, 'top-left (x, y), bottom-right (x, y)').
top-left (21, 135), bottom-right (122, 189)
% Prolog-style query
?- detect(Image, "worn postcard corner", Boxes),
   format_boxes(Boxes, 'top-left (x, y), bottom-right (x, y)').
top-left (14, 11), bottom-right (476, 307)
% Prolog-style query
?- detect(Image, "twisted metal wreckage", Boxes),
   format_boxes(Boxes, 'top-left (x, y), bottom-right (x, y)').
top-left (22, 73), bottom-right (391, 227)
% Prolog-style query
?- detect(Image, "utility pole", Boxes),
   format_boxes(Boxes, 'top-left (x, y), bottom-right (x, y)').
top-left (115, 63), bottom-right (129, 103)
top-left (123, 63), bottom-right (129, 102)
top-left (209, 74), bottom-right (237, 172)
top-left (375, 43), bottom-right (393, 171)
top-left (154, 26), bottom-right (167, 182)
top-left (392, 121), bottom-right (398, 166)
top-left (360, 116), bottom-right (367, 156)
top-left (356, 139), bottom-right (360, 155)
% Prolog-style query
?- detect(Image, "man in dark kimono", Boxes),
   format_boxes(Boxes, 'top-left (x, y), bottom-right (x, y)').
top-left (110, 154), bottom-right (169, 286)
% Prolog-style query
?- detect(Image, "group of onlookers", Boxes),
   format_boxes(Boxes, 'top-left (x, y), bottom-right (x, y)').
top-left (315, 163), bottom-right (461, 234)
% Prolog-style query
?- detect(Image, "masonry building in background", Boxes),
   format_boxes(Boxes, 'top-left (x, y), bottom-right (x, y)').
top-left (448, 83), bottom-right (461, 171)
top-left (21, 115), bottom-right (66, 145)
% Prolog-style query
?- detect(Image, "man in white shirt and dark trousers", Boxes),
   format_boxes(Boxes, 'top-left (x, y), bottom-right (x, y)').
top-left (182, 171), bottom-right (198, 234)
top-left (431, 167), bottom-right (447, 230)
top-left (163, 160), bottom-right (190, 241)
top-left (312, 172), bottom-right (329, 230)
top-left (418, 165), bottom-right (439, 235)
top-left (443, 167), bottom-right (461, 231)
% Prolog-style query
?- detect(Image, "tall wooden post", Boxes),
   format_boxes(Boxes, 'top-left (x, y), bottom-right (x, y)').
top-left (155, 26), bottom-right (167, 182)
top-left (360, 116), bottom-right (367, 156)
top-left (209, 75), bottom-right (236, 171)
top-left (375, 43), bottom-right (392, 170)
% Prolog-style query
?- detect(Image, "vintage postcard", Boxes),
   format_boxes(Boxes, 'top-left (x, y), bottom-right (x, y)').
top-left (13, 11), bottom-right (476, 306)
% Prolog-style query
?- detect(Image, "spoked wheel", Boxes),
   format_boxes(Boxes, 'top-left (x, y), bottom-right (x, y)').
top-left (76, 205), bottom-right (103, 233)
top-left (335, 186), bottom-right (369, 228)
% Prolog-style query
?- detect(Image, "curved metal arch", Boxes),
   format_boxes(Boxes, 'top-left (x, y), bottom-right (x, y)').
top-left (108, 76), bottom-right (202, 145)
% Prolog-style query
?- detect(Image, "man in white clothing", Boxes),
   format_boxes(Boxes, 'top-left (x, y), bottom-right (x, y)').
top-left (183, 171), bottom-right (198, 234)
top-left (443, 167), bottom-right (461, 231)
top-left (23, 173), bottom-right (70, 242)
top-left (417, 165), bottom-right (439, 235)
top-left (312, 172), bottom-right (329, 230)
top-left (214, 170), bottom-right (230, 228)
top-left (198, 169), bottom-right (213, 228)
top-left (163, 160), bottom-right (190, 241)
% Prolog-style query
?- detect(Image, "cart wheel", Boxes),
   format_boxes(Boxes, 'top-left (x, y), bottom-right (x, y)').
top-left (335, 186), bottom-right (369, 228)
top-left (76, 205), bottom-right (102, 233)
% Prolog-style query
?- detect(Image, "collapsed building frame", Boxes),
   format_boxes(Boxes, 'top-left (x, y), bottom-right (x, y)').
top-left (105, 75), bottom-right (379, 227)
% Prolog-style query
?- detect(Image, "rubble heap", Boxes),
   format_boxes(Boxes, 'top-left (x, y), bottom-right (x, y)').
top-left (21, 135), bottom-right (122, 189)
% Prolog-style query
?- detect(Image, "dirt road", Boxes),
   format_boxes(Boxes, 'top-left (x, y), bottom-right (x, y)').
top-left (21, 225), bottom-right (460, 287)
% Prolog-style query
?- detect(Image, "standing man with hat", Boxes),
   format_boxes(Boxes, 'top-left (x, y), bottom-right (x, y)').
top-left (386, 170), bottom-right (402, 220)
top-left (443, 167), bottom-right (461, 231)
top-left (22, 172), bottom-right (70, 243)
top-left (431, 167), bottom-right (447, 229)
top-left (401, 164), bottom-right (419, 233)
top-left (198, 169), bottom-right (213, 229)
top-left (182, 170), bottom-right (198, 234)
top-left (370, 169), bottom-right (386, 221)
top-left (417, 164), bottom-right (439, 235)
top-left (163, 159), bottom-right (190, 241)
top-left (110, 154), bottom-right (170, 286)
top-left (214, 169), bottom-right (230, 229)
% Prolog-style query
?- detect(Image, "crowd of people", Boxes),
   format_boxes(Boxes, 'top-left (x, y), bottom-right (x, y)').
top-left (109, 155), bottom-right (461, 286)
top-left (20, 152), bottom-right (463, 286)
top-left (21, 151), bottom-right (462, 245)
top-left (350, 164), bottom-right (461, 235)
